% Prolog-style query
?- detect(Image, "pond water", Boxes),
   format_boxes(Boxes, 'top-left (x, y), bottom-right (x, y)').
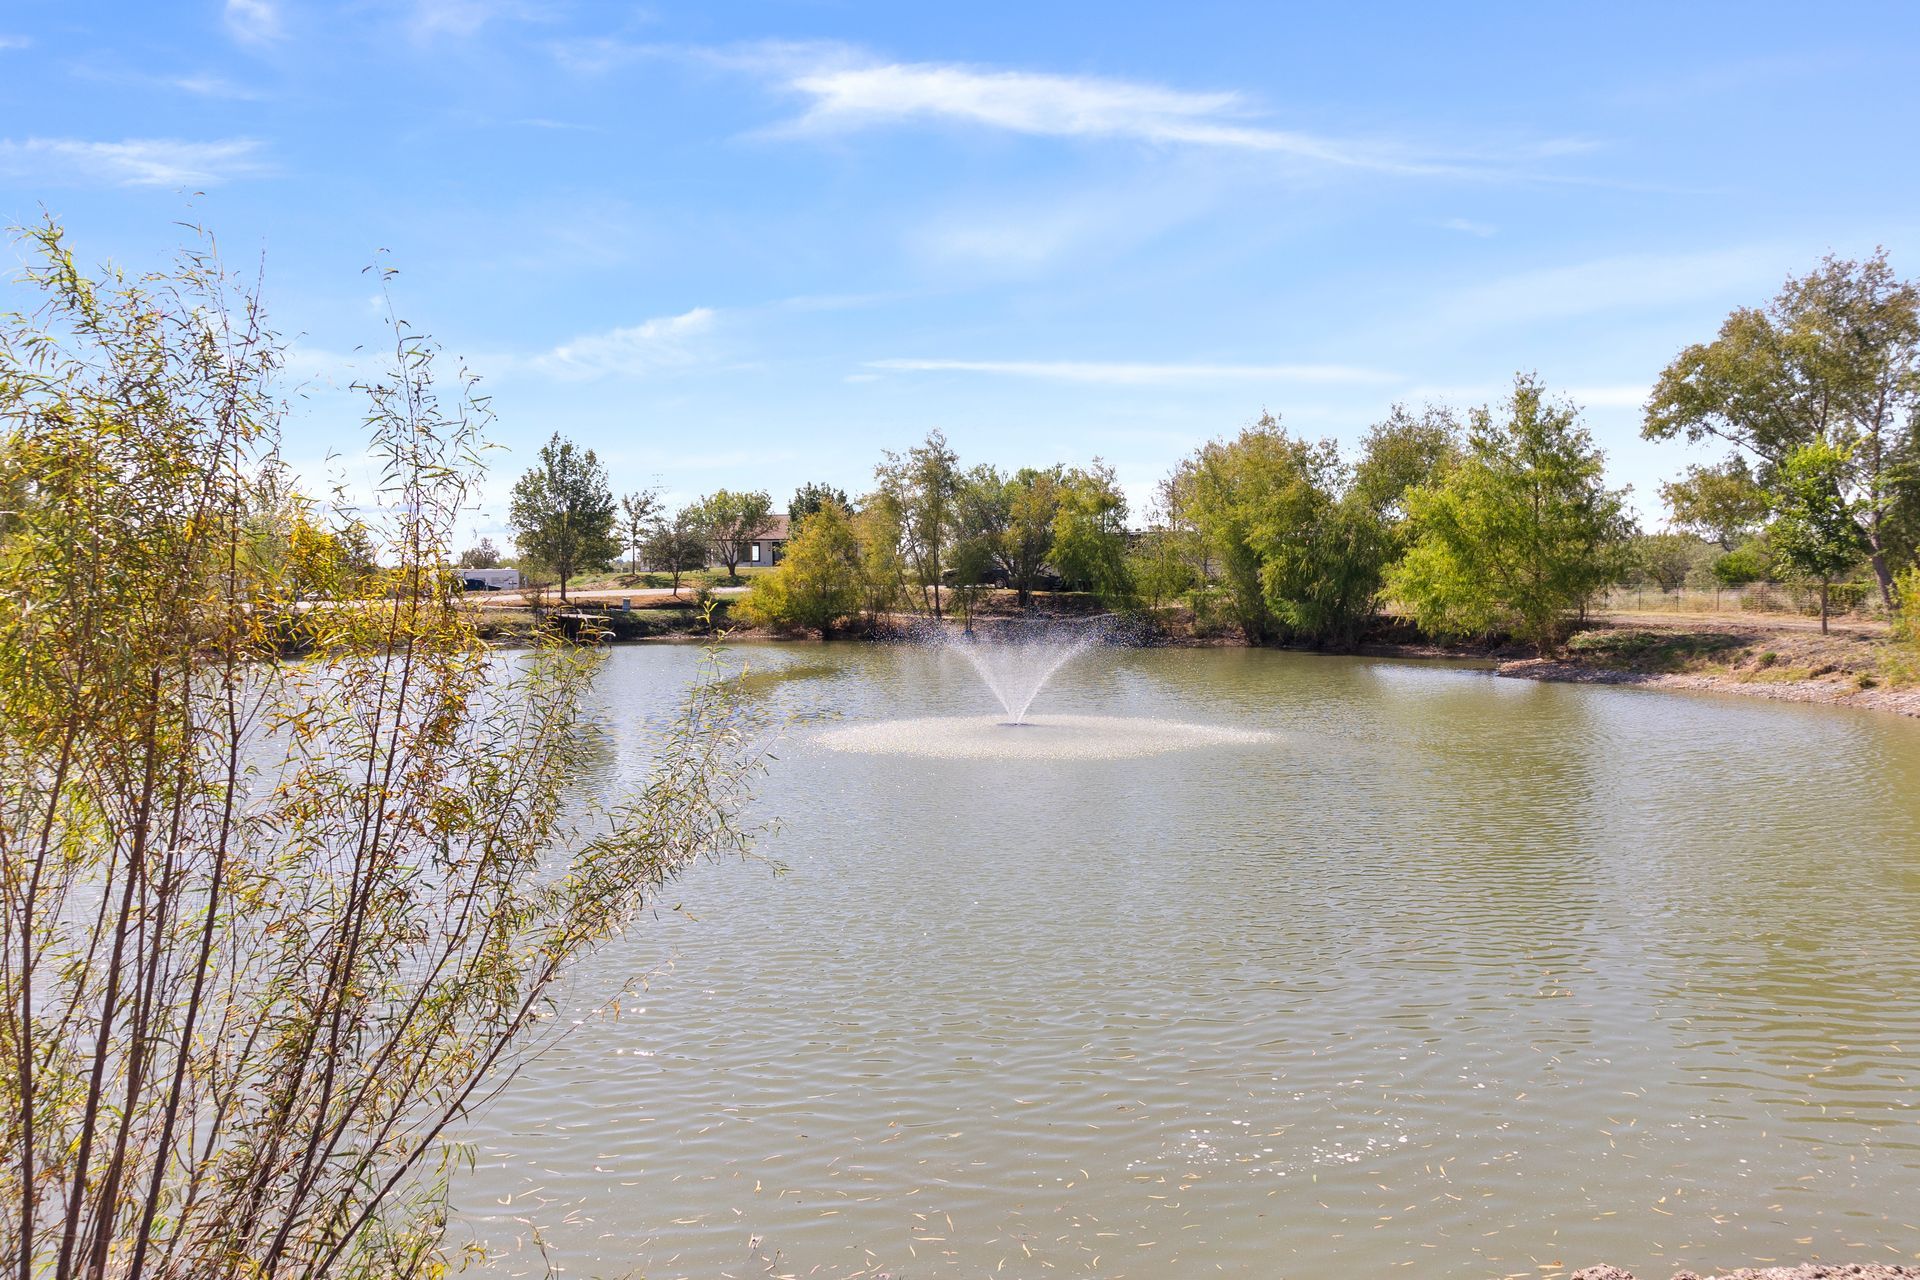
top-left (453, 642), bottom-right (1920, 1279)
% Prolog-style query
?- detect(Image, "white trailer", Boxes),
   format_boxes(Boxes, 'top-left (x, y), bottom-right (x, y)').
top-left (459, 567), bottom-right (521, 591)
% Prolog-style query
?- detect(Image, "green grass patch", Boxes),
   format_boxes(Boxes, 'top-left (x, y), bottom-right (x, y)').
top-left (1564, 628), bottom-right (1746, 672)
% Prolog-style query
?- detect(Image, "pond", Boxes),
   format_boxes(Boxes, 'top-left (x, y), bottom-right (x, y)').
top-left (453, 642), bottom-right (1920, 1279)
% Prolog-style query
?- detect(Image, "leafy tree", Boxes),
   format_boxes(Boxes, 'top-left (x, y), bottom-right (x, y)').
top-left (743, 500), bottom-right (863, 637)
top-left (458, 535), bottom-right (502, 568)
top-left (1258, 490), bottom-right (1395, 650)
top-left (1181, 416), bottom-right (1326, 643)
top-left (619, 489), bottom-right (661, 574)
top-left (695, 488), bottom-right (775, 581)
top-left (1352, 403), bottom-right (1460, 520)
top-left (1659, 454), bottom-right (1769, 549)
top-left (875, 429), bottom-right (961, 616)
top-left (508, 432), bottom-right (619, 601)
top-left (852, 492), bottom-right (907, 626)
top-left (1645, 250), bottom-right (1920, 606)
top-left (0, 221), bottom-right (762, 1279)
top-left (1127, 527), bottom-right (1199, 611)
top-left (1711, 543), bottom-right (1767, 591)
top-left (1768, 439), bottom-right (1870, 631)
top-left (643, 507), bottom-right (711, 596)
top-left (1389, 376), bottom-right (1633, 654)
top-left (1632, 532), bottom-right (1714, 593)
top-left (1049, 461), bottom-right (1132, 603)
top-left (789, 481), bottom-right (850, 533)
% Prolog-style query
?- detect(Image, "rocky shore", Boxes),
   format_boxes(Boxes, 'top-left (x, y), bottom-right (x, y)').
top-left (1573, 1266), bottom-right (1917, 1279)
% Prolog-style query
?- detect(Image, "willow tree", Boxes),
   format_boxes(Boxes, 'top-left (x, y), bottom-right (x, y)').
top-left (0, 223), bottom-right (763, 1279)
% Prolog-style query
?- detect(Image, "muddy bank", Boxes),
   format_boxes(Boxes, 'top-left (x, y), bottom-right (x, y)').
top-left (1499, 658), bottom-right (1920, 718)
top-left (1573, 1265), bottom-right (1917, 1279)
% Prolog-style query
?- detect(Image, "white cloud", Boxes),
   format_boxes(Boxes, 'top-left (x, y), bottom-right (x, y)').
top-left (0, 35), bottom-right (31, 51)
top-left (1440, 217), bottom-right (1497, 237)
top-left (865, 358), bottom-right (1398, 386)
top-left (0, 137), bottom-right (265, 187)
top-left (224, 0), bottom-right (282, 43)
top-left (525, 307), bottom-right (718, 380)
top-left (768, 55), bottom-right (1478, 175)
top-left (168, 73), bottom-right (263, 99)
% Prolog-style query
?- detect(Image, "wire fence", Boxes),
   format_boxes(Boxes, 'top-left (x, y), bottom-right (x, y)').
top-left (1598, 581), bottom-right (1887, 619)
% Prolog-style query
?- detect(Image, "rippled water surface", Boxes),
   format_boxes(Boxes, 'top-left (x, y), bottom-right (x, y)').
top-left (453, 643), bottom-right (1920, 1278)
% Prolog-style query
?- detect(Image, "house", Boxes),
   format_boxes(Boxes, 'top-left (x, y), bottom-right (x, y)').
top-left (722, 512), bottom-right (790, 569)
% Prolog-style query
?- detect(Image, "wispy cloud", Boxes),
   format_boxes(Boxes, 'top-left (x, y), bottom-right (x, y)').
top-left (69, 63), bottom-right (265, 100)
top-left (224, 0), bottom-right (282, 43)
top-left (721, 47), bottom-right (1573, 178)
top-left (579, 41), bottom-right (1583, 179)
top-left (1436, 246), bottom-right (1780, 330)
top-left (773, 58), bottom-right (1460, 173)
top-left (1440, 217), bottom-right (1497, 237)
top-left (0, 137), bottom-right (265, 187)
top-left (865, 358), bottom-right (1399, 386)
top-left (410, 0), bottom-right (561, 41)
top-left (0, 35), bottom-right (31, 51)
top-left (522, 307), bottom-right (718, 380)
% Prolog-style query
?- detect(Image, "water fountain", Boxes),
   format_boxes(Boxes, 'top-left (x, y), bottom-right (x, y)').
top-left (938, 616), bottom-right (1106, 725)
top-left (813, 617), bottom-right (1272, 760)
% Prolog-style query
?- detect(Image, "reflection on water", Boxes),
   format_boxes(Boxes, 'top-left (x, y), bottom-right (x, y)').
top-left (452, 644), bottom-right (1920, 1279)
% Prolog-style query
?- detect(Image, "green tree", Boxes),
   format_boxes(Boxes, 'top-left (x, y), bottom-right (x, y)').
top-left (508, 432), bottom-right (619, 601)
top-left (1352, 403), bottom-right (1460, 520)
top-left (1632, 532), bottom-right (1714, 593)
top-left (1645, 250), bottom-right (1920, 606)
top-left (458, 535), bottom-right (501, 568)
top-left (643, 506), bottom-right (711, 596)
top-left (1258, 489), bottom-right (1395, 650)
top-left (1389, 376), bottom-right (1633, 654)
top-left (1049, 461), bottom-right (1132, 604)
top-left (1711, 543), bottom-right (1767, 591)
top-left (743, 499), bottom-right (863, 637)
top-left (1181, 416), bottom-right (1325, 643)
top-left (852, 493), bottom-right (907, 626)
top-left (696, 488), bottom-right (775, 581)
top-left (875, 429), bottom-right (960, 617)
top-left (619, 488), bottom-right (661, 575)
top-left (789, 481), bottom-right (850, 533)
top-left (1769, 440), bottom-right (1870, 632)
top-left (1659, 454), bottom-right (1769, 549)
top-left (0, 222), bottom-right (762, 1279)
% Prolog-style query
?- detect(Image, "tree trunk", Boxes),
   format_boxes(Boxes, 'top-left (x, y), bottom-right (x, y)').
top-left (1820, 577), bottom-right (1830, 633)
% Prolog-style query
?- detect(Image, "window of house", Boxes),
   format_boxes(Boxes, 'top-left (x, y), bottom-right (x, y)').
top-left (751, 543), bottom-right (761, 563)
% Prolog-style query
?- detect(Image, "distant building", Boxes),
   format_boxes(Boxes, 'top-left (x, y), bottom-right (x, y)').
top-left (721, 513), bottom-right (790, 569)
top-left (459, 567), bottom-right (521, 591)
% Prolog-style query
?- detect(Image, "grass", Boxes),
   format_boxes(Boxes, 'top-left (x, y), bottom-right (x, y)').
top-left (1563, 628), bottom-right (1747, 672)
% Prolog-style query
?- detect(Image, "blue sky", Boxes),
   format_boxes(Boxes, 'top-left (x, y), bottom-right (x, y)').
top-left (3, 2), bottom-right (1918, 546)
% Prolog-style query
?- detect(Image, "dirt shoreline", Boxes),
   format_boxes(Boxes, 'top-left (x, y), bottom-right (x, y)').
top-left (1496, 657), bottom-right (1920, 718)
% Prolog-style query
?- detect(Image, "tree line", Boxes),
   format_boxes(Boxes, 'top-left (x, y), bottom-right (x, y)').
top-left (496, 252), bottom-right (1920, 650)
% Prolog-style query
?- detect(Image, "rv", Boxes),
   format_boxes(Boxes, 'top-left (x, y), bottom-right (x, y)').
top-left (460, 567), bottom-right (521, 591)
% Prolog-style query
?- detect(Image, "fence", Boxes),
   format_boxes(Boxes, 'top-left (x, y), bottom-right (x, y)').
top-left (1598, 581), bottom-right (1886, 620)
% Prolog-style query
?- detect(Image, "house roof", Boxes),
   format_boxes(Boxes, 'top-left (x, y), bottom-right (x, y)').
top-left (763, 512), bottom-right (790, 540)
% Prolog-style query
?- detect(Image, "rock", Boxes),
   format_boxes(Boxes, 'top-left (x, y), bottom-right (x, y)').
top-left (1573, 1268), bottom-right (1919, 1280)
